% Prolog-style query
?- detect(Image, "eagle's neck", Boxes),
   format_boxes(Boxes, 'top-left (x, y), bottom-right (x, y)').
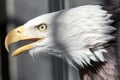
top-left (65, 47), bottom-right (107, 68)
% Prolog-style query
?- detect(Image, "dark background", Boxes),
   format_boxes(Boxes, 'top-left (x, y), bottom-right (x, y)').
top-left (1, 0), bottom-right (120, 80)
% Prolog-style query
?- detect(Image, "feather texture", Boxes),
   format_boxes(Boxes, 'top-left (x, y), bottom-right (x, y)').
top-left (77, 5), bottom-right (120, 80)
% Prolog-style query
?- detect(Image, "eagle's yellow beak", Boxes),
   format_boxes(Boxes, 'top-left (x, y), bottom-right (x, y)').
top-left (5, 25), bottom-right (44, 57)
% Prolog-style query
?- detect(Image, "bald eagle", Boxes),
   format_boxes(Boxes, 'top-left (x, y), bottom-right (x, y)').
top-left (5, 5), bottom-right (120, 80)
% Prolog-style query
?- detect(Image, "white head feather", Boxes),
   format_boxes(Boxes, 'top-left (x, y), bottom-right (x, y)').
top-left (23, 5), bottom-right (116, 68)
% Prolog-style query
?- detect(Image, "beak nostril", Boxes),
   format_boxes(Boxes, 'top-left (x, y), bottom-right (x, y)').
top-left (17, 31), bottom-right (21, 33)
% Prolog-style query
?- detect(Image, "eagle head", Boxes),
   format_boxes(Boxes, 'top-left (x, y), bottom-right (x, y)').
top-left (5, 5), bottom-right (116, 67)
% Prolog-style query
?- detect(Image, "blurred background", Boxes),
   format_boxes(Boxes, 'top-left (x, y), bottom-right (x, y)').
top-left (0, 0), bottom-right (120, 80)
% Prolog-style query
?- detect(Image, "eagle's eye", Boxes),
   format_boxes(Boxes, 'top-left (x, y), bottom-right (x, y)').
top-left (37, 23), bottom-right (47, 31)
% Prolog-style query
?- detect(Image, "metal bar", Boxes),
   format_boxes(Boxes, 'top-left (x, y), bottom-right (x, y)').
top-left (48, 0), bottom-right (68, 80)
top-left (0, 0), bottom-right (10, 79)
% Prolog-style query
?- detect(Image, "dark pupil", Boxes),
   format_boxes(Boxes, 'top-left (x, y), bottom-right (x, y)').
top-left (41, 25), bottom-right (44, 29)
